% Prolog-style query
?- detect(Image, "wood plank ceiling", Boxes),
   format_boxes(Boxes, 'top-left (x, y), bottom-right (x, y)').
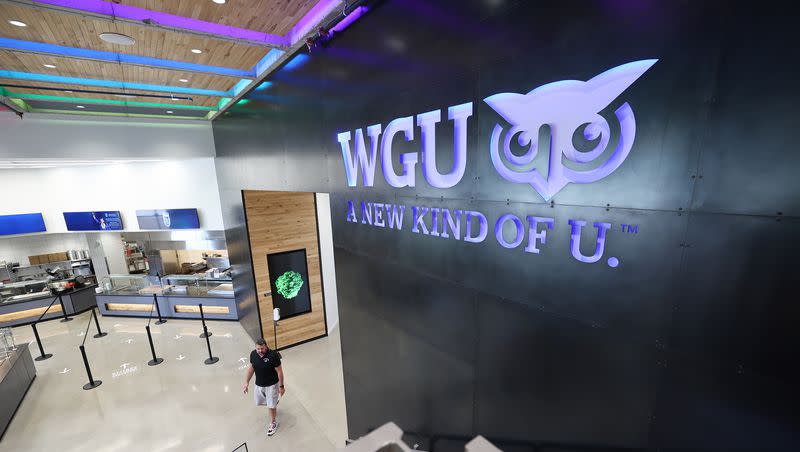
top-left (0, 0), bottom-right (335, 119)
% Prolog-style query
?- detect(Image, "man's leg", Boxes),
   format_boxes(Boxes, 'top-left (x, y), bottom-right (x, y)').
top-left (269, 407), bottom-right (277, 423)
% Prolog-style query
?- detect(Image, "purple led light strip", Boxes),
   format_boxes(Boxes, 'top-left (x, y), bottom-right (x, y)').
top-left (32, 0), bottom-right (342, 46)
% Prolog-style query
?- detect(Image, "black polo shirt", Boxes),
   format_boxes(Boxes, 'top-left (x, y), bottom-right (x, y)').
top-left (250, 349), bottom-right (281, 387)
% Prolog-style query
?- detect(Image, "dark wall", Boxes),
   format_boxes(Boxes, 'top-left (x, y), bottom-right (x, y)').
top-left (212, 1), bottom-right (800, 450)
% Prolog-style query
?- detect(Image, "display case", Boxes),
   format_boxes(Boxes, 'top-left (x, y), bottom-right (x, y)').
top-left (1, 327), bottom-right (16, 364)
top-left (96, 272), bottom-right (238, 320)
top-left (161, 273), bottom-right (233, 297)
top-left (0, 279), bottom-right (51, 305)
top-left (100, 274), bottom-right (160, 295)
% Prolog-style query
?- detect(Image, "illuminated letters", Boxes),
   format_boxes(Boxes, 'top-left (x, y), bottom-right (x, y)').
top-left (418, 102), bottom-right (472, 188)
top-left (464, 211), bottom-right (488, 243)
top-left (568, 220), bottom-right (611, 263)
top-left (338, 124), bottom-right (381, 187)
top-left (525, 216), bottom-right (554, 254)
top-left (381, 116), bottom-right (417, 187)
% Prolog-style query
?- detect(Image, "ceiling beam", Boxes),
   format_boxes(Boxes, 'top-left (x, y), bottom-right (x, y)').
top-left (0, 69), bottom-right (233, 97)
top-left (212, 1), bottom-right (358, 119)
top-left (0, 37), bottom-right (255, 79)
top-left (0, 0), bottom-right (289, 50)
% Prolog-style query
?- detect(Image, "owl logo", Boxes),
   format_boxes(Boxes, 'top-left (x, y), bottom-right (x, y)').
top-left (161, 211), bottom-right (171, 228)
top-left (484, 59), bottom-right (658, 200)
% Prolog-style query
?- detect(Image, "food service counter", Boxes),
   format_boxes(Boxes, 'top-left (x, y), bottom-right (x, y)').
top-left (0, 285), bottom-right (99, 328)
top-left (95, 285), bottom-right (238, 321)
top-left (1, 343), bottom-right (36, 438)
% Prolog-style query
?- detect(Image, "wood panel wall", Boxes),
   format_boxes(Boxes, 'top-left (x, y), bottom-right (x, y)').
top-left (242, 190), bottom-right (326, 349)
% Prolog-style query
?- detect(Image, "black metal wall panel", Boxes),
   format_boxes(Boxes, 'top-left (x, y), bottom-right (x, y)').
top-left (212, 0), bottom-right (800, 449)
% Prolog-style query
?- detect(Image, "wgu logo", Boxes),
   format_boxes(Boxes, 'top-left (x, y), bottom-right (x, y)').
top-left (337, 59), bottom-right (656, 199)
top-left (336, 60), bottom-right (658, 268)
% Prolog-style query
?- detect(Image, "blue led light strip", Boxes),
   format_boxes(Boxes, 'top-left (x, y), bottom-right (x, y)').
top-left (0, 37), bottom-right (254, 78)
top-left (0, 70), bottom-right (232, 97)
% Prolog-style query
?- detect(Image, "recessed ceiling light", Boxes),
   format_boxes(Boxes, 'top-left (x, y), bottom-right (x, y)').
top-left (63, 90), bottom-right (73, 93)
top-left (191, 49), bottom-right (203, 54)
top-left (76, 105), bottom-right (86, 109)
top-left (8, 20), bottom-right (27, 27)
top-left (43, 64), bottom-right (56, 68)
top-left (99, 32), bottom-right (136, 46)
top-left (179, 79), bottom-right (189, 83)
top-left (212, 0), bottom-right (226, 3)
top-left (166, 110), bottom-right (174, 114)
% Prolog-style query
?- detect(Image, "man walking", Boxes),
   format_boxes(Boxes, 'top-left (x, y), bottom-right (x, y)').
top-left (243, 338), bottom-right (285, 436)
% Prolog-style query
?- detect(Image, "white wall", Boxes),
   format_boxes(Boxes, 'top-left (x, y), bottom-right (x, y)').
top-left (315, 193), bottom-right (339, 332)
top-left (0, 112), bottom-right (215, 160)
top-left (0, 233), bottom-right (89, 266)
top-left (0, 158), bottom-right (224, 233)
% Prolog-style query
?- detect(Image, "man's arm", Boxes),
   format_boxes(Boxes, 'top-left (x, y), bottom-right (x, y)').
top-left (276, 365), bottom-right (285, 396)
top-left (243, 364), bottom-right (254, 393)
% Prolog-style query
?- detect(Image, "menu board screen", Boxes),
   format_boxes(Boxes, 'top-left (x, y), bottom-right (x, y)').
top-left (0, 213), bottom-right (47, 236)
top-left (63, 211), bottom-right (123, 231)
top-left (136, 209), bottom-right (200, 230)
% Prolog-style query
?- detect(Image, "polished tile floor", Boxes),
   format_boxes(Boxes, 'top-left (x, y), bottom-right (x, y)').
top-left (2, 311), bottom-right (347, 451)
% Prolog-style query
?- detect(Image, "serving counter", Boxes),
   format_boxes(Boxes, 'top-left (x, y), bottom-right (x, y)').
top-left (0, 285), bottom-right (99, 328)
top-left (95, 275), bottom-right (237, 321)
top-left (1, 343), bottom-right (35, 438)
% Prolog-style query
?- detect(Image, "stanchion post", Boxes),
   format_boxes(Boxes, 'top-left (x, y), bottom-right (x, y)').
top-left (91, 308), bottom-right (107, 338)
top-left (198, 303), bottom-right (212, 338)
top-left (203, 325), bottom-right (218, 365)
top-left (145, 325), bottom-right (164, 366)
top-left (58, 294), bottom-right (73, 323)
top-left (153, 294), bottom-right (167, 325)
top-left (31, 323), bottom-right (53, 361)
top-left (79, 344), bottom-right (102, 390)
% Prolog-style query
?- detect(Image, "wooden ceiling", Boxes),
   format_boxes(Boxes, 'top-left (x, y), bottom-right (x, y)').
top-left (122, 0), bottom-right (318, 35)
top-left (0, 0), bottom-right (339, 119)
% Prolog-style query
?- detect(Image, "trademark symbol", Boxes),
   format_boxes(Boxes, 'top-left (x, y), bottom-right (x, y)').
top-left (621, 224), bottom-right (639, 234)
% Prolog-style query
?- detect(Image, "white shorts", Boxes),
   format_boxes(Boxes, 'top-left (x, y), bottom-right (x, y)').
top-left (254, 383), bottom-right (280, 408)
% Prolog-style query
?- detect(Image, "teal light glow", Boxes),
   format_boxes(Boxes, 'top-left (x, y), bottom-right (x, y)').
top-left (0, 70), bottom-right (230, 96)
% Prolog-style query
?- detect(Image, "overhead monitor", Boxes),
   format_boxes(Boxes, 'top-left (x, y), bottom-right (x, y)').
top-left (135, 208), bottom-right (200, 230)
top-left (63, 211), bottom-right (123, 231)
top-left (0, 212), bottom-right (47, 236)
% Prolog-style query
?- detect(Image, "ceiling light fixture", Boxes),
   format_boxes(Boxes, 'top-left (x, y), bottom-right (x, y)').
top-left (76, 105), bottom-right (86, 109)
top-left (166, 110), bottom-right (174, 114)
top-left (99, 32), bottom-right (136, 46)
top-left (179, 79), bottom-right (189, 83)
top-left (8, 20), bottom-right (27, 27)
top-left (43, 64), bottom-right (57, 68)
top-left (191, 49), bottom-right (203, 54)
top-left (212, 0), bottom-right (227, 4)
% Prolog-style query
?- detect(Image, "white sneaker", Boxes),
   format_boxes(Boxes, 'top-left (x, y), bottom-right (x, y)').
top-left (267, 421), bottom-right (278, 436)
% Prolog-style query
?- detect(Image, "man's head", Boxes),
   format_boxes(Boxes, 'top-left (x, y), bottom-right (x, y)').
top-left (255, 338), bottom-right (268, 355)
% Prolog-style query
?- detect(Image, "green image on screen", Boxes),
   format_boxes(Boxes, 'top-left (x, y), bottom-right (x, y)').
top-left (275, 270), bottom-right (304, 299)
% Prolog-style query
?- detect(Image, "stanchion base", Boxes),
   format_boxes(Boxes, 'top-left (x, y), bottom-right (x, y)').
top-left (148, 358), bottom-right (164, 366)
top-left (93, 332), bottom-right (108, 338)
top-left (60, 317), bottom-right (74, 323)
top-left (35, 353), bottom-right (53, 361)
top-left (200, 331), bottom-right (212, 338)
top-left (155, 319), bottom-right (167, 325)
top-left (204, 357), bottom-right (219, 365)
top-left (83, 380), bottom-right (102, 390)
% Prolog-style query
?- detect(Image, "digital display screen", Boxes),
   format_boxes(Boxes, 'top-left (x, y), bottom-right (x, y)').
top-left (63, 211), bottom-right (123, 231)
top-left (135, 208), bottom-right (200, 230)
top-left (267, 249), bottom-right (312, 320)
top-left (0, 213), bottom-right (47, 236)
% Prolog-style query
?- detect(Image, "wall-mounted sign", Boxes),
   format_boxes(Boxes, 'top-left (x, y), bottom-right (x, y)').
top-left (136, 208), bottom-right (200, 230)
top-left (0, 212), bottom-right (47, 236)
top-left (63, 211), bottom-right (123, 231)
top-left (337, 60), bottom-right (658, 268)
